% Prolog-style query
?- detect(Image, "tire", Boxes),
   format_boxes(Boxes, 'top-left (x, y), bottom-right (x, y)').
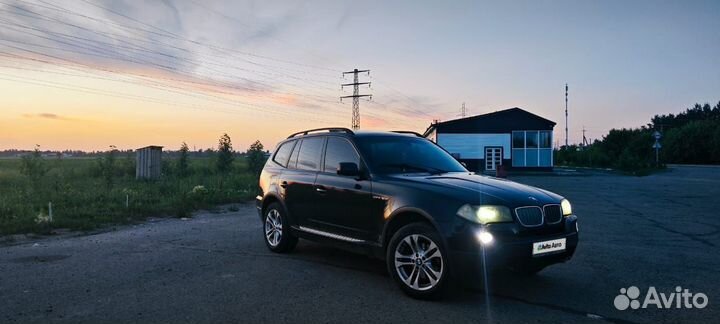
top-left (386, 222), bottom-right (451, 299)
top-left (262, 202), bottom-right (298, 253)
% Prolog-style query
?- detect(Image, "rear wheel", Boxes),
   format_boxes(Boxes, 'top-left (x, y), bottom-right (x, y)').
top-left (263, 202), bottom-right (298, 253)
top-left (387, 223), bottom-right (450, 299)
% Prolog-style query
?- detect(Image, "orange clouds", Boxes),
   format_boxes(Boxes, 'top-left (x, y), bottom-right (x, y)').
top-left (21, 113), bottom-right (73, 121)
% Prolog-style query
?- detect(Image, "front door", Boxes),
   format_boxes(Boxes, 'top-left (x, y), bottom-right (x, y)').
top-left (313, 136), bottom-right (381, 242)
top-left (485, 147), bottom-right (502, 171)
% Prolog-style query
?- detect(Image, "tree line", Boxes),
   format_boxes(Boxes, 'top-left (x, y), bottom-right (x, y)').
top-left (555, 101), bottom-right (720, 172)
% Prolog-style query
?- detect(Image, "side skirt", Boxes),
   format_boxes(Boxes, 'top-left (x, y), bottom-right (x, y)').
top-left (292, 226), bottom-right (385, 259)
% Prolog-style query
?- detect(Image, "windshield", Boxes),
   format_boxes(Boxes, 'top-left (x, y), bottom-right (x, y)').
top-left (355, 136), bottom-right (468, 174)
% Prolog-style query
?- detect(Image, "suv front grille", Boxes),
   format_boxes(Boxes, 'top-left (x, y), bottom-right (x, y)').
top-left (544, 204), bottom-right (562, 224)
top-left (515, 206), bottom-right (543, 227)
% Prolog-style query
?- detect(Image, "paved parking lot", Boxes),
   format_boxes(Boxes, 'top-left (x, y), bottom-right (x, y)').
top-left (1, 166), bottom-right (718, 323)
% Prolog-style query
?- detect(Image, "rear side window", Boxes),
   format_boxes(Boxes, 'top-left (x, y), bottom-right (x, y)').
top-left (296, 137), bottom-right (324, 171)
top-left (323, 137), bottom-right (359, 173)
top-left (287, 139), bottom-right (301, 169)
top-left (272, 140), bottom-right (295, 167)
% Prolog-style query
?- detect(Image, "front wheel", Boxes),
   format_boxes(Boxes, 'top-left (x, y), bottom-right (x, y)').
top-left (263, 202), bottom-right (298, 253)
top-left (386, 223), bottom-right (451, 299)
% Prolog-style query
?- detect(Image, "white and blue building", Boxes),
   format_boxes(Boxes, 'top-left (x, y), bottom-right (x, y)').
top-left (423, 107), bottom-right (555, 172)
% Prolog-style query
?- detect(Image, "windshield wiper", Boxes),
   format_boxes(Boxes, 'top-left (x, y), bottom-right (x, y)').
top-left (379, 163), bottom-right (449, 175)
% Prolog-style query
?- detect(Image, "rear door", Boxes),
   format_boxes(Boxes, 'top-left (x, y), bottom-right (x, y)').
top-left (279, 136), bottom-right (325, 228)
top-left (313, 136), bottom-right (380, 242)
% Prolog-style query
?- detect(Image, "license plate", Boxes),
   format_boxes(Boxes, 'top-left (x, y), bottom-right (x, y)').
top-left (532, 238), bottom-right (566, 256)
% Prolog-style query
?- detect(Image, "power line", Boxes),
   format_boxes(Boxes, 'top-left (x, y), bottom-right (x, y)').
top-left (370, 79), bottom-right (438, 119)
top-left (0, 48), bottom-right (351, 121)
top-left (183, 0), bottom-right (344, 74)
top-left (74, 0), bottom-right (341, 77)
top-left (0, 35), bottom-right (338, 106)
top-left (4, 0), bottom-right (342, 84)
top-left (1, 1), bottom-right (442, 126)
top-left (0, 6), bottom-right (341, 95)
top-left (341, 69), bottom-right (371, 130)
top-left (0, 71), bottom-right (341, 124)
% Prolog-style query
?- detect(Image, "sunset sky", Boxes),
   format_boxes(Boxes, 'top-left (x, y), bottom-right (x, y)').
top-left (1, 0), bottom-right (718, 151)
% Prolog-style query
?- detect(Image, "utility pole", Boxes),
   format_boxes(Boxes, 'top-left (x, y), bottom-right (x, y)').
top-left (460, 102), bottom-right (467, 118)
top-left (582, 126), bottom-right (588, 147)
top-left (341, 69), bottom-right (371, 130)
top-left (565, 83), bottom-right (569, 147)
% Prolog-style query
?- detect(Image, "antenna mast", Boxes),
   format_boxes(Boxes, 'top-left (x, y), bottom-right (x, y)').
top-left (565, 83), bottom-right (569, 147)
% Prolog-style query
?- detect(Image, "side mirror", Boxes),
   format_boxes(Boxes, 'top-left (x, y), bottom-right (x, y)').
top-left (337, 162), bottom-right (360, 177)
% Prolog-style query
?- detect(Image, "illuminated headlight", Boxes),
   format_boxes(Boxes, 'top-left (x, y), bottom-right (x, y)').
top-left (457, 204), bottom-right (512, 224)
top-left (476, 230), bottom-right (494, 245)
top-left (561, 199), bottom-right (572, 216)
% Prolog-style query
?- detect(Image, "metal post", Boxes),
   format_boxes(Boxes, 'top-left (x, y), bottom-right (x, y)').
top-left (652, 130), bottom-right (662, 168)
top-left (48, 201), bottom-right (53, 223)
top-left (565, 83), bottom-right (568, 147)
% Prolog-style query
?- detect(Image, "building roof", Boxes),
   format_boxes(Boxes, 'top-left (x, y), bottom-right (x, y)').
top-left (424, 107), bottom-right (556, 135)
top-left (137, 145), bottom-right (163, 150)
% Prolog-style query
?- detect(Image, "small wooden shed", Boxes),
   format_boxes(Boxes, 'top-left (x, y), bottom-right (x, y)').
top-left (136, 145), bottom-right (163, 179)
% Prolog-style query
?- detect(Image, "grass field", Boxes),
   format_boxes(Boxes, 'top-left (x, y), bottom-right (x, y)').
top-left (0, 155), bottom-right (257, 235)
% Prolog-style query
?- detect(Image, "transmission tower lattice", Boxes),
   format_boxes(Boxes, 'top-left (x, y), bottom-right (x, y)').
top-left (341, 69), bottom-right (371, 130)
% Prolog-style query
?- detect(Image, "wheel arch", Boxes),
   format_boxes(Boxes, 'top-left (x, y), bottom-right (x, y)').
top-left (261, 193), bottom-right (289, 220)
top-left (381, 207), bottom-right (442, 251)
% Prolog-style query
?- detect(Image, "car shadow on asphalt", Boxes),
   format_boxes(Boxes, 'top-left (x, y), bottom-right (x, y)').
top-left (286, 240), bottom-right (569, 305)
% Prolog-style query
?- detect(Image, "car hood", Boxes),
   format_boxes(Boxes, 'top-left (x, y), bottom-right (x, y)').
top-left (388, 172), bottom-right (563, 206)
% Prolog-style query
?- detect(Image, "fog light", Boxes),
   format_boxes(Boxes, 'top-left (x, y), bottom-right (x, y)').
top-left (477, 231), bottom-right (494, 245)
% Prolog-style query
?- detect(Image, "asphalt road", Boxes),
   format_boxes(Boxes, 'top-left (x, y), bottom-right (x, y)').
top-left (1, 165), bottom-right (718, 323)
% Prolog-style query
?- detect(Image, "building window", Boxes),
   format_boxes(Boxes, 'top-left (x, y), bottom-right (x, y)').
top-left (539, 131), bottom-right (551, 148)
top-left (526, 131), bottom-right (538, 148)
top-left (512, 131), bottom-right (553, 167)
top-left (512, 131), bottom-right (525, 148)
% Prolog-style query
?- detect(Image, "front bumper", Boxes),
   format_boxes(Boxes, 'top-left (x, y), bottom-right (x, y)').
top-left (447, 215), bottom-right (579, 275)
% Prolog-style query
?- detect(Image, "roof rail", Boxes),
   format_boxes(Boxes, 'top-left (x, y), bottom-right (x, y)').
top-left (287, 127), bottom-right (354, 139)
top-left (391, 131), bottom-right (424, 137)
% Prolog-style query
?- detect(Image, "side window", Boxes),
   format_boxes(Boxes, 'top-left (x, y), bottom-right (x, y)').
top-left (287, 139), bottom-right (301, 169)
top-left (323, 137), bottom-right (360, 174)
top-left (296, 137), bottom-right (324, 171)
top-left (272, 140), bottom-right (295, 167)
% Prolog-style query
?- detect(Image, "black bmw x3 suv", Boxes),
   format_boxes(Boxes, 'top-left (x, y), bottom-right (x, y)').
top-left (256, 127), bottom-right (578, 298)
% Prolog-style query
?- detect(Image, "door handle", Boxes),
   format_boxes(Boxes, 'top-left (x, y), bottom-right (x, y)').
top-left (315, 185), bottom-right (327, 193)
top-left (280, 181), bottom-right (288, 188)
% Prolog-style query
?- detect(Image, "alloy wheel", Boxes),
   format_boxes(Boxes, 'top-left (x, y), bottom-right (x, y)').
top-left (264, 209), bottom-right (282, 247)
top-left (394, 234), bottom-right (444, 291)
